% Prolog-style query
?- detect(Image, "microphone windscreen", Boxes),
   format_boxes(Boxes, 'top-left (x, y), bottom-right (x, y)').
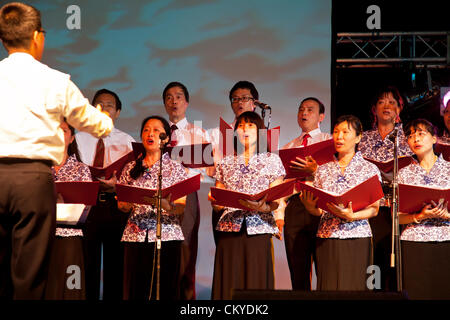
top-left (159, 132), bottom-right (167, 140)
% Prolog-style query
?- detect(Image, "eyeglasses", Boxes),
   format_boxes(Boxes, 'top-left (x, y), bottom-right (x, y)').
top-left (231, 96), bottom-right (254, 103)
top-left (97, 102), bottom-right (116, 109)
top-left (38, 29), bottom-right (46, 36)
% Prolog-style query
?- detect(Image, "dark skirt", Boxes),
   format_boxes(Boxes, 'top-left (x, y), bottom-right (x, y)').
top-left (45, 236), bottom-right (86, 300)
top-left (315, 237), bottom-right (372, 291)
top-left (211, 226), bottom-right (274, 300)
top-left (123, 240), bottom-right (182, 300)
top-left (402, 240), bottom-right (450, 300)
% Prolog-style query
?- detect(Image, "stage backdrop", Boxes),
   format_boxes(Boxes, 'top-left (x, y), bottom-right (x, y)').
top-left (0, 0), bottom-right (331, 299)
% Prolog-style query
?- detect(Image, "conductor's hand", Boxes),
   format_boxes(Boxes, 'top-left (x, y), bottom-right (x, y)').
top-left (96, 103), bottom-right (111, 118)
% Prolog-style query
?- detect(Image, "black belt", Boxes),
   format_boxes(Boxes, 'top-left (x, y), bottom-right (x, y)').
top-left (98, 192), bottom-right (116, 203)
top-left (0, 157), bottom-right (52, 167)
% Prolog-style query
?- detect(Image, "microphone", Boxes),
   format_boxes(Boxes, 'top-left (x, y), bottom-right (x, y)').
top-left (388, 123), bottom-right (399, 142)
top-left (159, 132), bottom-right (169, 147)
top-left (159, 132), bottom-right (167, 140)
top-left (254, 100), bottom-right (271, 110)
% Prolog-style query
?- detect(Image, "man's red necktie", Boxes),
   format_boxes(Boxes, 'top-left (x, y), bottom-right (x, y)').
top-left (93, 138), bottom-right (105, 167)
top-left (302, 133), bottom-right (310, 147)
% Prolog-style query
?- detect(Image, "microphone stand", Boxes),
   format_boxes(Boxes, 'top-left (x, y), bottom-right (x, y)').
top-left (389, 128), bottom-right (403, 292)
top-left (154, 136), bottom-right (165, 300)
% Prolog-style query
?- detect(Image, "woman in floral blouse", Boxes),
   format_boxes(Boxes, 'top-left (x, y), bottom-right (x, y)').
top-left (210, 111), bottom-right (285, 300)
top-left (357, 86), bottom-right (413, 291)
top-left (300, 115), bottom-right (381, 290)
top-left (117, 115), bottom-right (187, 300)
top-left (398, 119), bottom-right (450, 299)
top-left (45, 120), bottom-right (92, 299)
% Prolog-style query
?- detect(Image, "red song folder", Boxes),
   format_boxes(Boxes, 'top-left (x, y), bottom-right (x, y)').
top-left (435, 143), bottom-right (450, 161)
top-left (278, 139), bottom-right (336, 179)
top-left (115, 174), bottom-right (201, 204)
top-left (296, 175), bottom-right (384, 212)
top-left (55, 181), bottom-right (100, 205)
top-left (131, 142), bottom-right (214, 168)
top-left (210, 178), bottom-right (296, 211)
top-left (219, 117), bottom-right (280, 157)
top-left (89, 151), bottom-right (134, 178)
top-left (398, 184), bottom-right (450, 213)
top-left (364, 156), bottom-right (415, 173)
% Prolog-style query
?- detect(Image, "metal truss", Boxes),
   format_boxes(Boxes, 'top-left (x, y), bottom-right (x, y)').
top-left (336, 31), bottom-right (450, 68)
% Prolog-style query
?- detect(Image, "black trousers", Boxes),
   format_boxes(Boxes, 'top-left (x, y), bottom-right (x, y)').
top-left (83, 194), bottom-right (129, 300)
top-left (179, 192), bottom-right (200, 300)
top-left (212, 226), bottom-right (274, 300)
top-left (123, 240), bottom-right (182, 300)
top-left (0, 159), bottom-right (56, 299)
top-left (45, 235), bottom-right (86, 300)
top-left (369, 206), bottom-right (396, 291)
top-left (283, 195), bottom-right (320, 290)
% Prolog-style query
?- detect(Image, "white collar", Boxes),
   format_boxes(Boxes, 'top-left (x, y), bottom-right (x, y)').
top-left (300, 127), bottom-right (321, 138)
top-left (170, 117), bottom-right (188, 130)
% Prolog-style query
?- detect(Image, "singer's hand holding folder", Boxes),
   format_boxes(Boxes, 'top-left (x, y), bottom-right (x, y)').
top-left (398, 184), bottom-right (450, 213)
top-left (278, 139), bottom-right (335, 179)
top-left (210, 179), bottom-right (296, 211)
top-left (89, 151), bottom-right (134, 178)
top-left (296, 175), bottom-right (384, 212)
top-left (55, 181), bottom-right (100, 205)
top-left (364, 156), bottom-right (414, 173)
top-left (116, 174), bottom-right (201, 205)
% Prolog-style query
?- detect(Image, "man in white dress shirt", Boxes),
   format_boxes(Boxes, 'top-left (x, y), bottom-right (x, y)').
top-left (76, 88), bottom-right (135, 300)
top-left (276, 97), bottom-right (331, 291)
top-left (163, 82), bottom-right (210, 300)
top-left (0, 2), bottom-right (113, 299)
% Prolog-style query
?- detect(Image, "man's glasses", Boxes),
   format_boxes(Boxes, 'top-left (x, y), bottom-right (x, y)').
top-left (231, 96), bottom-right (254, 103)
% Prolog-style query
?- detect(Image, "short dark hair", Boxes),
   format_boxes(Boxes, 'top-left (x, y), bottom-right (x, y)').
top-left (233, 111), bottom-right (266, 154)
top-left (404, 118), bottom-right (437, 137)
top-left (334, 115), bottom-right (363, 151)
top-left (370, 86), bottom-right (405, 128)
top-left (299, 97), bottom-right (325, 114)
top-left (62, 118), bottom-right (81, 162)
top-left (163, 82), bottom-right (189, 103)
top-left (130, 115), bottom-right (172, 180)
top-left (92, 88), bottom-right (122, 111)
top-left (0, 2), bottom-right (41, 49)
top-left (229, 80), bottom-right (259, 102)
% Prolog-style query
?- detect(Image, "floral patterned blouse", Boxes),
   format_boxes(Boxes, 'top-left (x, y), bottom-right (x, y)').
top-left (398, 155), bottom-right (450, 242)
top-left (314, 152), bottom-right (382, 239)
top-left (52, 154), bottom-right (92, 237)
top-left (118, 152), bottom-right (188, 242)
top-left (358, 125), bottom-right (413, 162)
top-left (215, 152), bottom-right (285, 235)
